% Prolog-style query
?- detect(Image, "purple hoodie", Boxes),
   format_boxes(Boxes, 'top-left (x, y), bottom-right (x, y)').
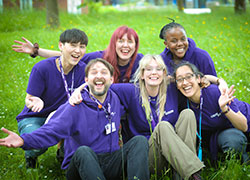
top-left (81, 51), bottom-right (144, 83)
top-left (111, 83), bottom-right (179, 143)
top-left (21, 87), bottom-right (121, 169)
top-left (160, 38), bottom-right (217, 76)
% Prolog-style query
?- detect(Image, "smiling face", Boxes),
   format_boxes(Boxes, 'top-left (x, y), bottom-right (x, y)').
top-left (142, 59), bottom-right (165, 89)
top-left (175, 65), bottom-right (201, 102)
top-left (59, 42), bottom-right (86, 67)
top-left (115, 33), bottom-right (136, 66)
top-left (164, 27), bottom-right (189, 60)
top-left (85, 62), bottom-right (114, 101)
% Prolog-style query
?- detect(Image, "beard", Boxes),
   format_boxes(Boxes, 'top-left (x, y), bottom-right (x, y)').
top-left (88, 77), bottom-right (111, 97)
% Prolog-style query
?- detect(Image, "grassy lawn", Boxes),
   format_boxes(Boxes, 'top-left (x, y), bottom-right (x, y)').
top-left (0, 5), bottom-right (249, 179)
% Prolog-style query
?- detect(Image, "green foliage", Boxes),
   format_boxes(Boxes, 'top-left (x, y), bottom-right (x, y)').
top-left (0, 5), bottom-right (249, 180)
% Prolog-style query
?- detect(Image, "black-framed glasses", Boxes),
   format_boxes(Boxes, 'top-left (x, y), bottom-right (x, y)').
top-left (176, 73), bottom-right (195, 84)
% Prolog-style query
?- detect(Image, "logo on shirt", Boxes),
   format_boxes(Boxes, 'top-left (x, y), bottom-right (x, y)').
top-left (164, 110), bottom-right (174, 116)
top-left (210, 112), bottom-right (221, 118)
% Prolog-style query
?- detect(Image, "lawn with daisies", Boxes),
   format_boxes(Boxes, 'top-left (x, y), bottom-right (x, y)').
top-left (0, 4), bottom-right (249, 180)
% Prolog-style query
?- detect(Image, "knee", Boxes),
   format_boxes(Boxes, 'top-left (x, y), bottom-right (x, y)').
top-left (75, 146), bottom-right (94, 157)
top-left (218, 129), bottom-right (247, 152)
top-left (179, 109), bottom-right (196, 122)
top-left (131, 135), bottom-right (149, 150)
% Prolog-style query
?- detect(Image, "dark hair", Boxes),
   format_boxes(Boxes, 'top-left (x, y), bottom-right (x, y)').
top-left (85, 58), bottom-right (114, 77)
top-left (60, 28), bottom-right (88, 46)
top-left (103, 26), bottom-right (139, 83)
top-left (173, 61), bottom-right (204, 80)
top-left (159, 18), bottom-right (186, 41)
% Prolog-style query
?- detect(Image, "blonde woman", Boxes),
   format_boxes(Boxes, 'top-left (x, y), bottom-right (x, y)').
top-left (70, 55), bottom-right (204, 179)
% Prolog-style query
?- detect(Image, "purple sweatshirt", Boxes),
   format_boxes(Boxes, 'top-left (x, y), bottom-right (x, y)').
top-left (160, 38), bottom-right (217, 76)
top-left (21, 87), bottom-right (121, 169)
top-left (111, 83), bottom-right (179, 143)
top-left (187, 84), bottom-right (250, 159)
top-left (16, 56), bottom-right (86, 121)
top-left (81, 51), bottom-right (144, 83)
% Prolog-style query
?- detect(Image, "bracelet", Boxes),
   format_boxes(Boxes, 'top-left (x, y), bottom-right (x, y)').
top-left (221, 106), bottom-right (230, 114)
top-left (30, 43), bottom-right (39, 58)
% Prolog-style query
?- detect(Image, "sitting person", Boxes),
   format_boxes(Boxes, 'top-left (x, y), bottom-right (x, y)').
top-left (69, 55), bottom-right (204, 180)
top-left (15, 28), bottom-right (88, 168)
top-left (173, 61), bottom-right (250, 164)
top-left (0, 58), bottom-right (150, 180)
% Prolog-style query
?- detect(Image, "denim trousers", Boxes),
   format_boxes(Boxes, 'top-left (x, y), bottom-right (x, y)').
top-left (18, 117), bottom-right (47, 158)
top-left (66, 135), bottom-right (150, 180)
top-left (218, 128), bottom-right (249, 163)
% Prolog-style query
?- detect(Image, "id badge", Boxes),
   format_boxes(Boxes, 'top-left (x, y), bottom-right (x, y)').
top-left (105, 122), bottom-right (116, 135)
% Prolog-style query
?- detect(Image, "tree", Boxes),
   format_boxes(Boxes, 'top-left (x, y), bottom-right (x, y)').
top-left (235, 0), bottom-right (246, 14)
top-left (45, 0), bottom-right (59, 28)
top-left (177, 0), bottom-right (184, 12)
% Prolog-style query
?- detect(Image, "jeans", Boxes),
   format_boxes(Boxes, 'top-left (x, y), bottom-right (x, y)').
top-left (218, 128), bottom-right (249, 163)
top-left (18, 117), bottom-right (47, 158)
top-left (66, 135), bottom-right (149, 180)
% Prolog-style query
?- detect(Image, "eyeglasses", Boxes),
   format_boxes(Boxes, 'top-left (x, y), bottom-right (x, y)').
top-left (144, 67), bottom-right (163, 72)
top-left (175, 73), bottom-right (195, 84)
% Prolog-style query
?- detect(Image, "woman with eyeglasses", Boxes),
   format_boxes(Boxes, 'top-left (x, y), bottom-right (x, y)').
top-left (12, 26), bottom-right (143, 83)
top-left (173, 61), bottom-right (250, 164)
top-left (70, 55), bottom-right (205, 180)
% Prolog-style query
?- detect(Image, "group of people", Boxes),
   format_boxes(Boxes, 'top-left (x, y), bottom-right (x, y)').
top-left (0, 20), bottom-right (249, 180)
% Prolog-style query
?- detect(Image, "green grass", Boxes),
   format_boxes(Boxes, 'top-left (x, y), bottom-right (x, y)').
top-left (0, 5), bottom-right (250, 179)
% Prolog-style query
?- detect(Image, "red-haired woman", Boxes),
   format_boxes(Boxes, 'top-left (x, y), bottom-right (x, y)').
top-left (12, 26), bottom-right (143, 83)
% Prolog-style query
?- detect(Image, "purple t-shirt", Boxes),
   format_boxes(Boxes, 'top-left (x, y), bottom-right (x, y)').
top-left (81, 51), bottom-right (144, 83)
top-left (16, 56), bottom-right (86, 121)
top-left (160, 38), bottom-right (217, 76)
top-left (189, 84), bottom-right (250, 132)
top-left (111, 83), bottom-right (179, 142)
top-left (21, 88), bottom-right (121, 169)
top-left (187, 84), bottom-right (250, 160)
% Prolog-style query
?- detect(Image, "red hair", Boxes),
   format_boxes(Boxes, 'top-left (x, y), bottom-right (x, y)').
top-left (103, 26), bottom-right (139, 83)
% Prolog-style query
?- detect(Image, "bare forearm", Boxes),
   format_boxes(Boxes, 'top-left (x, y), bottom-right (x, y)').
top-left (222, 107), bottom-right (248, 132)
top-left (38, 48), bottom-right (61, 58)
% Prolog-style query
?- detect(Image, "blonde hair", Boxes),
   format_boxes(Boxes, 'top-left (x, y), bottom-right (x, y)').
top-left (133, 54), bottom-right (169, 121)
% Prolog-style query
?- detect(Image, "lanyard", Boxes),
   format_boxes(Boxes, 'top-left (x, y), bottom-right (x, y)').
top-left (187, 89), bottom-right (203, 161)
top-left (149, 96), bottom-right (159, 129)
top-left (83, 87), bottom-right (112, 122)
top-left (84, 86), bottom-right (113, 153)
top-left (59, 56), bottom-right (75, 99)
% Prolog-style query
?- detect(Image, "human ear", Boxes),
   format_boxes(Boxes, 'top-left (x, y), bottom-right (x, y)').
top-left (164, 41), bottom-right (169, 49)
top-left (58, 42), bottom-right (63, 51)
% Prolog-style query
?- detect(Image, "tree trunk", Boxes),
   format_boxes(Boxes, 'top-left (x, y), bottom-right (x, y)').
top-left (235, 0), bottom-right (246, 14)
top-left (45, 0), bottom-right (59, 28)
top-left (177, 0), bottom-right (184, 11)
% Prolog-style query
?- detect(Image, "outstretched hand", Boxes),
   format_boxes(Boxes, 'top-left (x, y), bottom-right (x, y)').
top-left (0, 128), bottom-right (24, 148)
top-left (12, 37), bottom-right (34, 54)
top-left (218, 85), bottom-right (235, 110)
top-left (26, 96), bottom-right (44, 112)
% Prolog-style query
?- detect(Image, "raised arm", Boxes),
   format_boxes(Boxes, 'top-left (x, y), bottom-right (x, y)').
top-left (204, 75), bottom-right (228, 93)
top-left (0, 128), bottom-right (24, 148)
top-left (219, 85), bottom-right (248, 132)
top-left (12, 37), bottom-right (61, 58)
top-left (25, 94), bottom-right (44, 112)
